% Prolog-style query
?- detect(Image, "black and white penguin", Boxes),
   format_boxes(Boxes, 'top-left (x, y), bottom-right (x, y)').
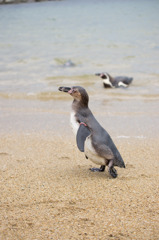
top-left (95, 72), bottom-right (133, 88)
top-left (58, 86), bottom-right (125, 178)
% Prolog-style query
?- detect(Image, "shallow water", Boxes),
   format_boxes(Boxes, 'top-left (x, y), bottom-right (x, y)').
top-left (0, 0), bottom-right (159, 136)
top-left (0, 0), bottom-right (159, 97)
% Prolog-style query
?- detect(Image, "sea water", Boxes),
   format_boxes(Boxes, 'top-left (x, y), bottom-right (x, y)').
top-left (0, 0), bottom-right (159, 135)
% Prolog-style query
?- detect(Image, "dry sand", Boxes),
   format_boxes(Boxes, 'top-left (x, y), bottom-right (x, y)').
top-left (0, 132), bottom-right (159, 240)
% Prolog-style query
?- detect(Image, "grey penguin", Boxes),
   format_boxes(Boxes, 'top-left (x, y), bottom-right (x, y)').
top-left (58, 86), bottom-right (125, 178)
top-left (62, 60), bottom-right (76, 67)
top-left (95, 72), bottom-right (133, 88)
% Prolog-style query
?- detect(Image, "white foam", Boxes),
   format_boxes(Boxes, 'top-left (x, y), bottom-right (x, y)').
top-left (116, 136), bottom-right (146, 139)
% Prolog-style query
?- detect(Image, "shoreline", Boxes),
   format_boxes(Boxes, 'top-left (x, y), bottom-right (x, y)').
top-left (0, 96), bottom-right (159, 138)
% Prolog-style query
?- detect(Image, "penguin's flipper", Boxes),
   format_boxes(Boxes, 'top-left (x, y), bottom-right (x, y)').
top-left (76, 124), bottom-right (90, 152)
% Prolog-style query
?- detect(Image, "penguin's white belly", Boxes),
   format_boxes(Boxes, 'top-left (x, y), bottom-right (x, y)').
top-left (85, 136), bottom-right (105, 166)
top-left (118, 81), bottom-right (127, 87)
top-left (70, 111), bottom-right (79, 135)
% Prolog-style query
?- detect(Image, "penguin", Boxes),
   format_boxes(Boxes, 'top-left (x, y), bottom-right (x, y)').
top-left (62, 60), bottom-right (76, 68)
top-left (58, 86), bottom-right (125, 178)
top-left (95, 72), bottom-right (133, 88)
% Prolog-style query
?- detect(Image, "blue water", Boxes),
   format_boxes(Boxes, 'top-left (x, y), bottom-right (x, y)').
top-left (0, 0), bottom-right (159, 98)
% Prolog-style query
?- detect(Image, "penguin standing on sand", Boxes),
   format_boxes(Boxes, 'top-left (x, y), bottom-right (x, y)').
top-left (95, 72), bottom-right (133, 88)
top-left (58, 86), bottom-right (125, 178)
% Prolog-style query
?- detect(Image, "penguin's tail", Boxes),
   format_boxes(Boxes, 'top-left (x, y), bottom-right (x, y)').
top-left (114, 152), bottom-right (126, 168)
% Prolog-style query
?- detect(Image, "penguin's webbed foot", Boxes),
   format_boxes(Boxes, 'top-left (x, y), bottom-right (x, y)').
top-left (108, 167), bottom-right (118, 178)
top-left (89, 165), bottom-right (105, 172)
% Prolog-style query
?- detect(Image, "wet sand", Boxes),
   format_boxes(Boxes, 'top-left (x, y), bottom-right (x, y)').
top-left (0, 131), bottom-right (159, 240)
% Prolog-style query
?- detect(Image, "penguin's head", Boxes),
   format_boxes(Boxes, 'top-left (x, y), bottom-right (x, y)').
top-left (95, 72), bottom-right (113, 88)
top-left (59, 86), bottom-right (89, 105)
top-left (95, 72), bottom-right (109, 79)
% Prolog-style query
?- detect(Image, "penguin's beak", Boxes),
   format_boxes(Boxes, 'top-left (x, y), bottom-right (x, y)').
top-left (95, 73), bottom-right (106, 79)
top-left (95, 73), bottom-right (105, 78)
top-left (58, 87), bottom-right (71, 93)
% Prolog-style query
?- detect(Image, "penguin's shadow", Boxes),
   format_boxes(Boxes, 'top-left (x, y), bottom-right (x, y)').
top-left (68, 165), bottom-right (115, 180)
top-left (65, 163), bottom-right (151, 180)
top-left (126, 163), bottom-right (135, 169)
top-left (74, 163), bottom-right (149, 180)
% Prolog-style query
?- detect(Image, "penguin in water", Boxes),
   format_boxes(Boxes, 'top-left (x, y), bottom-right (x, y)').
top-left (95, 72), bottom-right (133, 88)
top-left (62, 60), bottom-right (76, 68)
top-left (58, 86), bottom-right (125, 178)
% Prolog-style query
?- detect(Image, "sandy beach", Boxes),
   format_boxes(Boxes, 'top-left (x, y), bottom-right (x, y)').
top-left (0, 131), bottom-right (159, 240)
